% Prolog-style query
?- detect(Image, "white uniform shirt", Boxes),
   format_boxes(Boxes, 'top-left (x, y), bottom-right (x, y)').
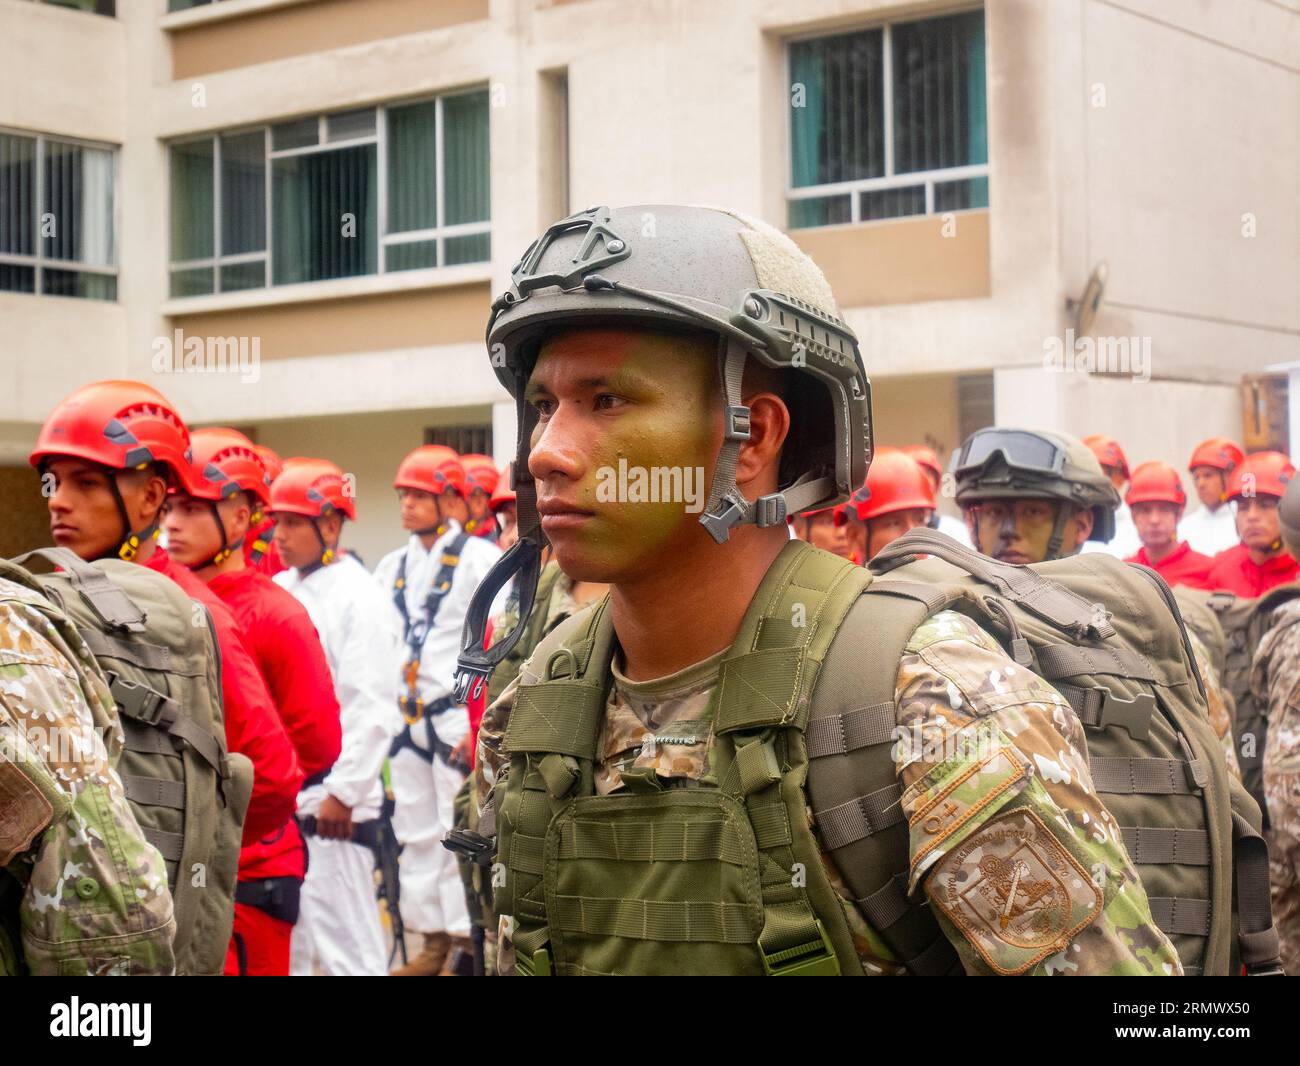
top-left (1179, 502), bottom-right (1240, 558)
top-left (373, 523), bottom-right (503, 709)
top-left (275, 554), bottom-right (402, 820)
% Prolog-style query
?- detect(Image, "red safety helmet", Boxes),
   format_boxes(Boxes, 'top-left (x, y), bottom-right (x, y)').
top-left (30, 380), bottom-right (196, 493)
top-left (394, 446), bottom-right (466, 498)
top-left (270, 458), bottom-right (356, 521)
top-left (1227, 451), bottom-right (1295, 502)
top-left (1125, 461), bottom-right (1186, 508)
top-left (490, 477), bottom-right (516, 512)
top-left (1082, 434), bottom-right (1130, 480)
top-left (902, 444), bottom-right (944, 485)
top-left (253, 444), bottom-right (285, 484)
top-left (1188, 436), bottom-right (1245, 474)
top-left (845, 447), bottom-right (936, 523)
top-left (187, 428), bottom-right (272, 507)
top-left (461, 454), bottom-right (501, 497)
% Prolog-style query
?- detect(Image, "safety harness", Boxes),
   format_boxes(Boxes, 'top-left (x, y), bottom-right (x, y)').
top-left (390, 530), bottom-right (470, 765)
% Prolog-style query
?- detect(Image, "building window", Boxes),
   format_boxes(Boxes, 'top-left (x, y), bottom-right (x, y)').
top-left (0, 130), bottom-right (118, 300)
top-left (425, 425), bottom-right (492, 456)
top-left (168, 89), bottom-right (490, 298)
top-left (787, 9), bottom-right (988, 229)
top-left (25, 0), bottom-right (116, 16)
top-left (167, 0), bottom-right (228, 10)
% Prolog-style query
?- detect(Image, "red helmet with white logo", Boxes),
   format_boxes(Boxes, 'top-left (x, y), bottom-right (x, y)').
top-left (1188, 436), bottom-right (1245, 474)
top-left (461, 454), bottom-right (501, 498)
top-left (1227, 451), bottom-right (1295, 502)
top-left (187, 428), bottom-right (272, 507)
top-left (270, 459), bottom-right (356, 521)
top-left (1125, 461), bottom-right (1186, 508)
top-left (30, 380), bottom-right (196, 493)
top-left (394, 446), bottom-right (466, 498)
top-left (1082, 434), bottom-right (1130, 480)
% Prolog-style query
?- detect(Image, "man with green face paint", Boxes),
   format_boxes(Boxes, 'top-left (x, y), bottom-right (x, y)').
top-left (454, 206), bottom-right (1178, 976)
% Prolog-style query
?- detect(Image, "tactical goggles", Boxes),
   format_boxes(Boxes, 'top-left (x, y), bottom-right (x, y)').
top-left (954, 430), bottom-right (1066, 479)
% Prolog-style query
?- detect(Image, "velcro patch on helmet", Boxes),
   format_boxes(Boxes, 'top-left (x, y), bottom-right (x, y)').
top-left (927, 807), bottom-right (1102, 975)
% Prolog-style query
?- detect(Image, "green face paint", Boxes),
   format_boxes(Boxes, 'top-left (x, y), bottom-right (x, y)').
top-left (526, 327), bottom-right (720, 583)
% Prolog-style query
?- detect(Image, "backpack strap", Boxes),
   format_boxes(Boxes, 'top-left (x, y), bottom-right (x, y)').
top-left (806, 575), bottom-right (967, 975)
top-left (1230, 811), bottom-right (1284, 975)
top-left (870, 527), bottom-right (1114, 640)
top-left (707, 541), bottom-right (872, 974)
top-left (11, 547), bottom-right (147, 633)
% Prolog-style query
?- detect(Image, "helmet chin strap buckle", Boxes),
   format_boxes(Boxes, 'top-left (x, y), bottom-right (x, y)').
top-left (699, 495), bottom-right (747, 544)
top-left (753, 493), bottom-right (787, 528)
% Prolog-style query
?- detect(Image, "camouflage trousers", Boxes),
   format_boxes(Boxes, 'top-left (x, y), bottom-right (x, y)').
top-left (1266, 826), bottom-right (1300, 976)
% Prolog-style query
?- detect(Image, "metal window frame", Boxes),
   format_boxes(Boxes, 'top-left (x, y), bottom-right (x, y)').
top-left (166, 87), bottom-right (492, 293)
top-left (784, 4), bottom-right (988, 228)
top-left (0, 126), bottom-right (120, 298)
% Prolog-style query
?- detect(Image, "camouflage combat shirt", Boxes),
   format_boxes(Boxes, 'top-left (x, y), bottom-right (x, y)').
top-left (0, 577), bottom-right (175, 976)
top-left (476, 601), bottom-right (1182, 976)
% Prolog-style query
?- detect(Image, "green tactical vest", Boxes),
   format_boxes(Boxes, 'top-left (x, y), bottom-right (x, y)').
top-left (495, 542), bottom-right (868, 976)
top-left (493, 531), bottom-right (1281, 976)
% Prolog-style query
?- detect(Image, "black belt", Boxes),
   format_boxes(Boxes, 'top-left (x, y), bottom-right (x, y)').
top-left (235, 875), bottom-right (302, 925)
top-left (302, 768), bottom-right (331, 789)
top-left (297, 814), bottom-right (384, 851)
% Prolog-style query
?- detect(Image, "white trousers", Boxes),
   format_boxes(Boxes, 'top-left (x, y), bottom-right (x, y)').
top-left (289, 836), bottom-right (387, 976)
top-left (389, 705), bottom-right (471, 936)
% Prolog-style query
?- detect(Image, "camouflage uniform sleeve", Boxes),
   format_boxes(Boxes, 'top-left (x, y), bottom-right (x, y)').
top-left (893, 610), bottom-right (1182, 976)
top-left (1186, 629), bottom-right (1240, 780)
top-left (0, 598), bottom-right (174, 976)
top-left (1251, 605), bottom-right (1300, 830)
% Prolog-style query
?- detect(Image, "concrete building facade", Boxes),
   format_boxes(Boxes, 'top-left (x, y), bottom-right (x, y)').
top-left (2, 0), bottom-right (1297, 561)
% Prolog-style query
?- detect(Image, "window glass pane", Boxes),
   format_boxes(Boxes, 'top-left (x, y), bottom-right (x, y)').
top-left (789, 30), bottom-right (884, 188)
top-left (326, 108), bottom-right (376, 142)
top-left (788, 194), bottom-right (850, 230)
top-left (0, 263), bottom-right (36, 293)
top-left (860, 185), bottom-right (925, 221)
top-left (934, 176), bottom-right (989, 212)
top-left (170, 266), bottom-right (214, 298)
top-left (892, 11), bottom-right (987, 174)
top-left (220, 259), bottom-right (266, 292)
top-left (171, 139), bottom-right (214, 261)
top-left (272, 117), bottom-right (319, 152)
top-left (42, 140), bottom-right (115, 267)
top-left (42, 268), bottom-right (116, 301)
top-left (444, 232), bottom-right (489, 266)
top-left (443, 91), bottom-right (489, 226)
top-left (0, 133), bottom-right (37, 257)
top-left (386, 239), bottom-right (438, 272)
top-left (387, 100), bottom-right (437, 233)
top-left (272, 144), bottom-right (377, 285)
top-left (220, 131), bottom-right (266, 255)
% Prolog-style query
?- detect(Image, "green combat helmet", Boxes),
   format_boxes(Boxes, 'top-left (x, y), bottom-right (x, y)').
top-left (454, 204), bottom-right (873, 700)
top-left (953, 426), bottom-right (1121, 560)
top-left (1279, 474), bottom-right (1300, 561)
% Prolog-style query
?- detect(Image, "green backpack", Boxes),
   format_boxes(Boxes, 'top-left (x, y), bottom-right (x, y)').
top-left (491, 532), bottom-right (1281, 975)
top-left (2, 548), bottom-right (253, 976)
top-left (854, 528), bottom-right (1278, 976)
top-left (1177, 584), bottom-right (1300, 825)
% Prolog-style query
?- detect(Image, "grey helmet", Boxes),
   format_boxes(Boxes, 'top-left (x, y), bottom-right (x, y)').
top-left (454, 204), bottom-right (873, 700)
top-left (953, 427), bottom-right (1121, 560)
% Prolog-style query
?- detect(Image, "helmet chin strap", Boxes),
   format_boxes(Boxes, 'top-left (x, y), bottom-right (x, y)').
top-left (106, 469), bottom-right (160, 562)
top-left (455, 377), bottom-right (544, 703)
top-left (1044, 503), bottom-right (1070, 562)
top-left (188, 501), bottom-right (243, 570)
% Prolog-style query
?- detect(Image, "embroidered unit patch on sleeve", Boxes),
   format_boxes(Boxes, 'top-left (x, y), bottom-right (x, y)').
top-left (929, 807), bottom-right (1103, 975)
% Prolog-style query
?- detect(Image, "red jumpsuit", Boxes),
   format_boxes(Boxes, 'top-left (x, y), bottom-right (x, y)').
top-left (1124, 541), bottom-right (1215, 590)
top-left (210, 568), bottom-right (343, 976)
top-left (1206, 543), bottom-right (1300, 598)
top-left (143, 550), bottom-right (303, 976)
